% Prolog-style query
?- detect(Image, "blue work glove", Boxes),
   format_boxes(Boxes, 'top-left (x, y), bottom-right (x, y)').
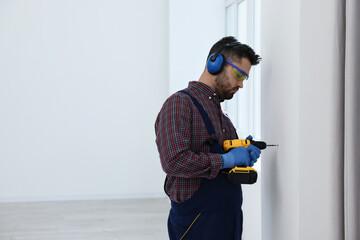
top-left (221, 147), bottom-right (251, 169)
top-left (246, 135), bottom-right (261, 166)
top-left (246, 135), bottom-right (253, 140)
top-left (247, 144), bottom-right (261, 166)
top-left (221, 135), bottom-right (261, 168)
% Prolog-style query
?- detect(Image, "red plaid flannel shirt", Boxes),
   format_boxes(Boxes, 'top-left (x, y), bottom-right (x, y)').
top-left (155, 81), bottom-right (238, 203)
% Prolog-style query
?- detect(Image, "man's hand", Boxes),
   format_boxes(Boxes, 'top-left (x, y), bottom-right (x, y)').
top-left (221, 145), bottom-right (261, 169)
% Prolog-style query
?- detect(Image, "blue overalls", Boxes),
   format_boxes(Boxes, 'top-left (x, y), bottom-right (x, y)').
top-left (168, 90), bottom-right (243, 240)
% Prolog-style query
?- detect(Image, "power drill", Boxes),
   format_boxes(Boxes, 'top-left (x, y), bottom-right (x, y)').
top-left (222, 139), bottom-right (278, 184)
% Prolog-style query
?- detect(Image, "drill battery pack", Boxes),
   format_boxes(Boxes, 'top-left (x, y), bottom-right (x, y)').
top-left (223, 166), bottom-right (258, 184)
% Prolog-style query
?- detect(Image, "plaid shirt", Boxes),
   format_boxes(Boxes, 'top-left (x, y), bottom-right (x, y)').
top-left (155, 81), bottom-right (238, 203)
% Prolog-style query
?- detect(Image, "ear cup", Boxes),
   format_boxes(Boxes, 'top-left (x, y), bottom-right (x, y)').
top-left (207, 53), bottom-right (225, 75)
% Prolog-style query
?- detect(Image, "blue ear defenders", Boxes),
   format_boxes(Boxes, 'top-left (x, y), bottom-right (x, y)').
top-left (207, 41), bottom-right (241, 75)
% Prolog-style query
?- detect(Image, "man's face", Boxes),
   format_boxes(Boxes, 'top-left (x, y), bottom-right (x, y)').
top-left (214, 57), bottom-right (252, 100)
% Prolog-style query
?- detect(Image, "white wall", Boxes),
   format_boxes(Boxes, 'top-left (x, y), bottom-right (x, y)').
top-left (299, 0), bottom-right (344, 239)
top-left (261, 1), bottom-right (300, 239)
top-left (0, 0), bottom-right (169, 201)
top-left (262, 0), bottom-right (344, 239)
top-left (169, 0), bottom-right (225, 94)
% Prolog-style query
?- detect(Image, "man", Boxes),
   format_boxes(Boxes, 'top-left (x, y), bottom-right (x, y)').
top-left (155, 36), bottom-right (262, 240)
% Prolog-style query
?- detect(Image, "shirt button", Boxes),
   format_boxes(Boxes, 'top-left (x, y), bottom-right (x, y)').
top-left (214, 93), bottom-right (216, 96)
top-left (223, 129), bottom-right (226, 132)
top-left (209, 96), bottom-right (212, 99)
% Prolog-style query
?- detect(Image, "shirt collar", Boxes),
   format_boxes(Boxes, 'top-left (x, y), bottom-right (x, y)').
top-left (187, 81), bottom-right (223, 104)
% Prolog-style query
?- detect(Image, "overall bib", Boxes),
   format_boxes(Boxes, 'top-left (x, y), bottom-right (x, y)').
top-left (168, 90), bottom-right (243, 240)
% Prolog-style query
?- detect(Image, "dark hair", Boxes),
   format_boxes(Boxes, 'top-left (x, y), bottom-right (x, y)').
top-left (207, 36), bottom-right (261, 65)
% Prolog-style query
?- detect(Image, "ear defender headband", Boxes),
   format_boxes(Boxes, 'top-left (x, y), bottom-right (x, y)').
top-left (206, 41), bottom-right (241, 75)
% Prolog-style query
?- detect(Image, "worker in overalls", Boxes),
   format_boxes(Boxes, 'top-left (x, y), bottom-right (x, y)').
top-left (155, 36), bottom-right (262, 240)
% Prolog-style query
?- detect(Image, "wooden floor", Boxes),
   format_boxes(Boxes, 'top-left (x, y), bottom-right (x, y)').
top-left (0, 197), bottom-right (170, 240)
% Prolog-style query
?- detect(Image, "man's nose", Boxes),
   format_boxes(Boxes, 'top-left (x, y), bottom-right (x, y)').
top-left (237, 81), bottom-right (244, 88)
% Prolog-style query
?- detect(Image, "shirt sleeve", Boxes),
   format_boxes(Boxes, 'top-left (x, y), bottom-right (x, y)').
top-left (155, 94), bottom-right (223, 179)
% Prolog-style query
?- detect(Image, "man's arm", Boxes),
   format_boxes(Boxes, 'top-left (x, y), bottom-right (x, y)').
top-left (155, 94), bottom-right (223, 179)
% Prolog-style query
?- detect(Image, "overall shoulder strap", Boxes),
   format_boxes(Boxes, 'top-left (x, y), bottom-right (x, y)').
top-left (178, 90), bottom-right (216, 138)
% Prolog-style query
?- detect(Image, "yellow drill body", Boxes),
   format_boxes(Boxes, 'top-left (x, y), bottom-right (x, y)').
top-left (223, 139), bottom-right (251, 152)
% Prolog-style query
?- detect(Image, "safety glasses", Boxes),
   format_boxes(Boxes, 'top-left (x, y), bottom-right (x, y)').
top-left (225, 59), bottom-right (249, 81)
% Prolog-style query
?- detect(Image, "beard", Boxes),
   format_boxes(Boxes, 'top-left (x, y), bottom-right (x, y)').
top-left (214, 73), bottom-right (237, 100)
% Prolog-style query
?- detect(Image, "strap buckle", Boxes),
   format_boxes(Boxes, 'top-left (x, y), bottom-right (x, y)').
top-left (205, 135), bottom-right (218, 146)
